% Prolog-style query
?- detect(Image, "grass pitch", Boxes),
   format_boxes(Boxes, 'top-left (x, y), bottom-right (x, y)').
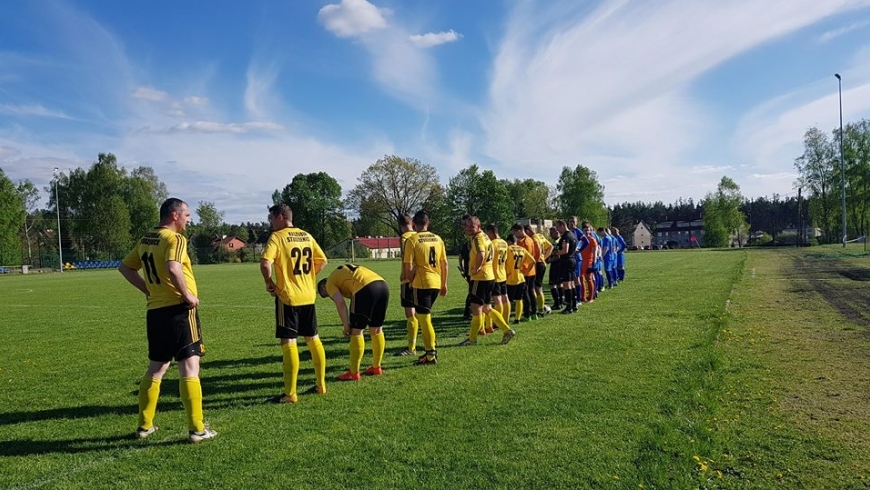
top-left (0, 247), bottom-right (867, 489)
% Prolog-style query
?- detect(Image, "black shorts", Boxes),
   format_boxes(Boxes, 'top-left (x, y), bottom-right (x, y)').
top-left (468, 280), bottom-right (494, 305)
top-left (275, 300), bottom-right (317, 339)
top-left (492, 281), bottom-right (507, 297)
top-left (548, 261), bottom-right (559, 285)
top-left (559, 258), bottom-right (577, 283)
top-left (413, 288), bottom-right (440, 315)
top-left (400, 283), bottom-right (415, 308)
top-left (350, 280), bottom-right (389, 328)
top-left (535, 263), bottom-right (546, 287)
top-left (506, 283), bottom-right (525, 301)
top-left (146, 303), bottom-right (204, 362)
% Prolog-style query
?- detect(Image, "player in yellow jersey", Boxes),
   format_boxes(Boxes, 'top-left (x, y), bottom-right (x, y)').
top-left (118, 198), bottom-right (216, 443)
top-left (402, 211), bottom-right (448, 365)
top-left (318, 264), bottom-right (389, 380)
top-left (458, 216), bottom-right (516, 346)
top-left (484, 223), bottom-right (509, 333)
top-left (504, 234), bottom-right (537, 323)
top-left (534, 225), bottom-right (554, 314)
top-left (260, 204), bottom-right (328, 404)
top-left (511, 224), bottom-right (540, 320)
top-left (395, 214), bottom-right (418, 357)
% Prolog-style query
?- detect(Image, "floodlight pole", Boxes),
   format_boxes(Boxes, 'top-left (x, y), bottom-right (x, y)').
top-left (835, 73), bottom-right (847, 247)
top-left (54, 167), bottom-right (64, 272)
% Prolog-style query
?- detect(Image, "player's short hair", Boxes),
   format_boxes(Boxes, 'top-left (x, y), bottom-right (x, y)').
top-left (159, 198), bottom-right (187, 221)
top-left (555, 220), bottom-right (566, 228)
top-left (317, 278), bottom-right (328, 298)
top-left (269, 204), bottom-right (293, 221)
top-left (510, 223), bottom-right (523, 232)
top-left (523, 224), bottom-right (534, 235)
top-left (597, 227), bottom-right (605, 233)
top-left (412, 210), bottom-right (430, 226)
top-left (610, 226), bottom-right (619, 234)
top-left (506, 234), bottom-right (516, 244)
top-left (484, 223), bottom-right (498, 234)
top-left (467, 215), bottom-right (480, 226)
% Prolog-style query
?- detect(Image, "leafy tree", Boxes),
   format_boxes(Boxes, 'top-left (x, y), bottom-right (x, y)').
top-left (444, 165), bottom-right (514, 251)
top-left (794, 127), bottom-right (837, 243)
top-left (346, 155), bottom-right (441, 236)
top-left (702, 176), bottom-right (747, 247)
top-left (556, 165), bottom-right (607, 225)
top-left (0, 168), bottom-right (25, 265)
top-left (275, 172), bottom-right (348, 248)
top-left (503, 178), bottom-right (555, 221)
top-left (125, 166), bottom-right (167, 240)
top-left (48, 153), bottom-right (169, 260)
top-left (195, 201), bottom-right (225, 231)
top-left (17, 180), bottom-right (39, 265)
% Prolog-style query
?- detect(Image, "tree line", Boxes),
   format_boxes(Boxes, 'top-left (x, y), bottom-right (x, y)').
top-left (5, 122), bottom-right (867, 268)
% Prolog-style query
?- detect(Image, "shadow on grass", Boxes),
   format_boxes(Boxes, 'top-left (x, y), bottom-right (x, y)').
top-left (0, 434), bottom-right (190, 457)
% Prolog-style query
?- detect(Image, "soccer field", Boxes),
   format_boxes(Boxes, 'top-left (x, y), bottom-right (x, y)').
top-left (0, 249), bottom-right (867, 489)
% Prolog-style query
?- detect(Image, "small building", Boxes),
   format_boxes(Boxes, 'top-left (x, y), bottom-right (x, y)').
top-left (629, 221), bottom-right (652, 249)
top-left (516, 218), bottom-right (553, 234)
top-left (655, 220), bottom-right (704, 248)
top-left (212, 236), bottom-right (247, 251)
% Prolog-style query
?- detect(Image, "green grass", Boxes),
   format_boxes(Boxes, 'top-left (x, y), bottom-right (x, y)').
top-left (0, 249), bottom-right (867, 489)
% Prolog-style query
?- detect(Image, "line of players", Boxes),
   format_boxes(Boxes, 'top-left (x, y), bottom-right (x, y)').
top-left (121, 199), bottom-right (628, 442)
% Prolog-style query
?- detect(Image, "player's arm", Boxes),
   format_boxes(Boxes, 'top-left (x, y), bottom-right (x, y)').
top-left (438, 244), bottom-right (449, 296)
top-left (329, 291), bottom-right (351, 337)
top-left (312, 242), bottom-right (328, 275)
top-left (166, 260), bottom-right (199, 308)
top-left (118, 263), bottom-right (149, 297)
top-left (472, 249), bottom-right (485, 276)
top-left (260, 259), bottom-right (277, 296)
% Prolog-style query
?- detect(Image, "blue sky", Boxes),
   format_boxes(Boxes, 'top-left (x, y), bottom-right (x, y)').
top-left (2, 0), bottom-right (870, 223)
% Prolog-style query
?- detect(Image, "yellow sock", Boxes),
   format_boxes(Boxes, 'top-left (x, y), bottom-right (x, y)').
top-left (349, 334), bottom-right (364, 373)
top-left (179, 377), bottom-right (204, 433)
top-left (137, 377), bottom-right (161, 429)
top-left (371, 331), bottom-right (385, 368)
top-left (306, 338), bottom-right (327, 390)
top-left (406, 316), bottom-right (418, 351)
top-left (487, 308), bottom-right (512, 332)
top-left (536, 291), bottom-right (545, 309)
top-left (484, 310), bottom-right (493, 331)
top-left (281, 342), bottom-right (299, 395)
top-left (515, 300), bottom-right (524, 321)
top-left (469, 315), bottom-right (482, 342)
top-left (416, 313), bottom-right (436, 353)
top-left (502, 301), bottom-right (511, 323)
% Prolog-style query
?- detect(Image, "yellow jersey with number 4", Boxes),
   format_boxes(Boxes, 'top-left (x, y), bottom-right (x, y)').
top-left (403, 231), bottom-right (446, 290)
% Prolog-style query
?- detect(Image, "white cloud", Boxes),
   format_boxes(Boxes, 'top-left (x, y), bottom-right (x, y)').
top-left (409, 29), bottom-right (462, 48)
top-left (133, 87), bottom-right (168, 102)
top-left (244, 62), bottom-right (282, 120)
top-left (137, 121), bottom-right (286, 134)
top-left (318, 0), bottom-right (388, 38)
top-left (0, 145), bottom-right (22, 160)
top-left (0, 104), bottom-right (70, 119)
top-left (183, 96), bottom-right (209, 106)
top-left (692, 165), bottom-right (733, 174)
top-left (819, 20), bottom-right (870, 42)
top-left (482, 0), bottom-right (870, 204)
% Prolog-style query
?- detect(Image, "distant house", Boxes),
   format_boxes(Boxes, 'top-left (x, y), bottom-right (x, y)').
top-left (629, 221), bottom-right (652, 249)
top-left (211, 236), bottom-right (247, 251)
top-left (655, 220), bottom-right (704, 248)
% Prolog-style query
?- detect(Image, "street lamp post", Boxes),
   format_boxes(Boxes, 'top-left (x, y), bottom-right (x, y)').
top-left (835, 73), bottom-right (847, 247)
top-left (53, 168), bottom-right (64, 272)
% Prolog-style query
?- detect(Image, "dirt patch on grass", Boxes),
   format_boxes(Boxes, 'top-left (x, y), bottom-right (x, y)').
top-left (789, 254), bottom-right (870, 331)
